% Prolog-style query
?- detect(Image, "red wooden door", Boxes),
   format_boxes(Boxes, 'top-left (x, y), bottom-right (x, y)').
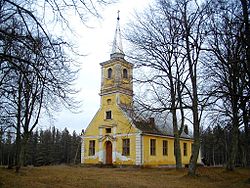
top-left (106, 141), bottom-right (112, 165)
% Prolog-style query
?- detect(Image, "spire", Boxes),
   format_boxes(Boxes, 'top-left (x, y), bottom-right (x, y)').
top-left (110, 10), bottom-right (125, 59)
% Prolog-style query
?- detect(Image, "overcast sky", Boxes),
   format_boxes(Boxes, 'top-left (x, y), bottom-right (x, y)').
top-left (39, 0), bottom-right (152, 134)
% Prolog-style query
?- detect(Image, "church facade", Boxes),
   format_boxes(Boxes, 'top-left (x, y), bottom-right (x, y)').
top-left (81, 15), bottom-right (198, 167)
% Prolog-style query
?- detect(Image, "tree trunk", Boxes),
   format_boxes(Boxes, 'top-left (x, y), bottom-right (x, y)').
top-left (174, 131), bottom-right (182, 169)
top-left (226, 125), bottom-right (238, 170)
top-left (21, 133), bottom-right (29, 167)
top-left (188, 108), bottom-right (200, 176)
top-left (180, 0), bottom-right (201, 176)
top-left (169, 65), bottom-right (183, 169)
top-left (172, 107), bottom-right (183, 169)
top-left (15, 128), bottom-right (21, 173)
top-left (171, 99), bottom-right (182, 169)
top-left (212, 145), bottom-right (215, 166)
top-left (241, 100), bottom-right (249, 167)
top-left (226, 106), bottom-right (239, 170)
top-left (15, 75), bottom-right (23, 173)
top-left (240, 0), bottom-right (250, 81)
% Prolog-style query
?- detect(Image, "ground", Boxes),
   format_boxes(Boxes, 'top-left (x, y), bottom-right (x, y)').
top-left (0, 165), bottom-right (249, 188)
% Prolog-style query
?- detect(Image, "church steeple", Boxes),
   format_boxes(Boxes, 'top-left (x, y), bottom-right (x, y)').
top-left (110, 10), bottom-right (125, 59)
top-left (100, 11), bottom-right (133, 107)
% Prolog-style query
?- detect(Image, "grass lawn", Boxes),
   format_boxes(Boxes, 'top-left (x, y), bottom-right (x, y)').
top-left (0, 165), bottom-right (249, 188)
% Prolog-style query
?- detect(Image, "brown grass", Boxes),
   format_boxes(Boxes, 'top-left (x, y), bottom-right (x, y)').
top-left (0, 165), bottom-right (249, 188)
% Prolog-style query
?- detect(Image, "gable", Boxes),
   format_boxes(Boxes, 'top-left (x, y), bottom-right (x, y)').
top-left (84, 102), bottom-right (139, 136)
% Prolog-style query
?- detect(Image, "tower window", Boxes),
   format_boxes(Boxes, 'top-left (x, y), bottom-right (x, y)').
top-left (108, 68), bottom-right (112, 79)
top-left (107, 99), bottom-right (111, 105)
top-left (123, 69), bottom-right (128, 79)
top-left (106, 128), bottom-right (111, 133)
top-left (106, 111), bottom-right (112, 119)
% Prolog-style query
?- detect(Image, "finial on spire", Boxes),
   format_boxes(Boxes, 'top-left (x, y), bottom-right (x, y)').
top-left (117, 10), bottom-right (120, 20)
top-left (110, 10), bottom-right (125, 59)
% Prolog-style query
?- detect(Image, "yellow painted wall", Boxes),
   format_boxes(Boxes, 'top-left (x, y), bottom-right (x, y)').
top-left (119, 93), bottom-right (133, 106)
top-left (180, 140), bottom-right (192, 165)
top-left (142, 135), bottom-right (193, 166)
top-left (83, 96), bottom-right (138, 165)
top-left (83, 138), bottom-right (99, 164)
top-left (113, 135), bottom-right (136, 165)
top-left (83, 135), bottom-right (137, 165)
top-left (85, 104), bottom-right (137, 136)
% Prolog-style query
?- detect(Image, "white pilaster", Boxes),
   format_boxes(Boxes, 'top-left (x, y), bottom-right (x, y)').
top-left (81, 136), bottom-right (85, 164)
top-left (113, 139), bottom-right (116, 162)
top-left (113, 126), bottom-right (117, 163)
top-left (99, 141), bottom-right (103, 163)
top-left (135, 133), bottom-right (142, 165)
top-left (101, 67), bottom-right (104, 86)
top-left (99, 127), bottom-right (102, 136)
top-left (99, 128), bottom-right (103, 163)
top-left (116, 93), bottom-right (120, 105)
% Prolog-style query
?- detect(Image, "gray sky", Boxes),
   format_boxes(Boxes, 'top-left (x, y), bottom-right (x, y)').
top-left (39, 0), bottom-right (152, 134)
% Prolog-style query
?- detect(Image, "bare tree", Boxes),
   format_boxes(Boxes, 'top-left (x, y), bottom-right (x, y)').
top-left (0, 18), bottom-right (80, 171)
top-left (177, 0), bottom-right (209, 176)
top-left (0, 0), bottom-right (116, 172)
top-left (127, 0), bottom-right (209, 175)
top-left (239, 0), bottom-right (250, 167)
top-left (126, 0), bottom-right (198, 169)
top-left (204, 0), bottom-right (249, 170)
top-left (240, 0), bottom-right (250, 81)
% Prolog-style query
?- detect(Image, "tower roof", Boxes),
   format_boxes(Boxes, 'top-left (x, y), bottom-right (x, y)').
top-left (110, 11), bottom-right (125, 59)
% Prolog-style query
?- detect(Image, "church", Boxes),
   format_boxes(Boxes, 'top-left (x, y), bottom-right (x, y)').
top-left (81, 14), bottom-right (198, 167)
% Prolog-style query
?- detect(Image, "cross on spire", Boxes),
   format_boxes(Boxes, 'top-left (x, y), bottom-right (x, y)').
top-left (117, 10), bottom-right (120, 20)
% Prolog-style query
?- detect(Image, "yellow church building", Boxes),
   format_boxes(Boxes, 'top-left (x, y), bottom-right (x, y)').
top-left (81, 14), bottom-right (196, 167)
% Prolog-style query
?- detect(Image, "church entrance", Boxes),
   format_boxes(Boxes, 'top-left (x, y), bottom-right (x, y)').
top-left (105, 141), bottom-right (112, 165)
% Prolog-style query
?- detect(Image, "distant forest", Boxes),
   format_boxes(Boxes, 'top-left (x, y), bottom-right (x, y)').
top-left (201, 125), bottom-right (249, 167)
top-left (0, 127), bottom-right (81, 167)
top-left (1, 124), bottom-right (249, 167)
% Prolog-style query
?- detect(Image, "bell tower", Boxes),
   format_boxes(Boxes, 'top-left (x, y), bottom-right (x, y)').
top-left (100, 12), bottom-right (133, 108)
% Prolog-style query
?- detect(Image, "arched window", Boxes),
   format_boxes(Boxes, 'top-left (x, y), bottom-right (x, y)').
top-left (106, 111), bottom-right (112, 119)
top-left (107, 99), bottom-right (111, 105)
top-left (123, 69), bottom-right (128, 79)
top-left (108, 68), bottom-right (112, 79)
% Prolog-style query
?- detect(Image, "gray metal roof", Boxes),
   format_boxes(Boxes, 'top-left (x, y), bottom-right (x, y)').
top-left (133, 120), bottom-right (192, 139)
top-left (120, 105), bottom-right (193, 139)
